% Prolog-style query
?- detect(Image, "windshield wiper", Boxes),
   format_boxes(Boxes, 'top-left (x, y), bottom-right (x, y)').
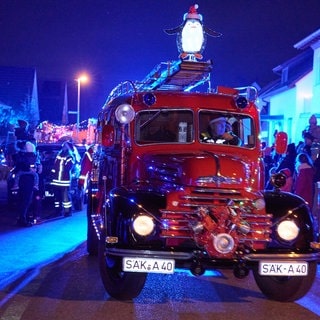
top-left (140, 109), bottom-right (165, 129)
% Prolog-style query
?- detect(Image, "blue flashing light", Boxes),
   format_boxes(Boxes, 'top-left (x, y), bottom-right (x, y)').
top-left (175, 268), bottom-right (222, 277)
top-left (143, 93), bottom-right (156, 106)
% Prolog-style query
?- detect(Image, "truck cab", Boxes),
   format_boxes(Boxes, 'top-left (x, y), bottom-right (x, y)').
top-left (87, 60), bottom-right (320, 301)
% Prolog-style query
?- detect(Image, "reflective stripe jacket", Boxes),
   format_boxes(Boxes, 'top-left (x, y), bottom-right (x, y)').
top-left (51, 153), bottom-right (75, 187)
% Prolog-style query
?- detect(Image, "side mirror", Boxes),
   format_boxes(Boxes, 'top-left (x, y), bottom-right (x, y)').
top-left (274, 131), bottom-right (288, 155)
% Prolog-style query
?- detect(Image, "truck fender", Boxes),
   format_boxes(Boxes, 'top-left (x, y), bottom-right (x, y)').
top-left (263, 190), bottom-right (315, 249)
top-left (107, 187), bottom-right (166, 241)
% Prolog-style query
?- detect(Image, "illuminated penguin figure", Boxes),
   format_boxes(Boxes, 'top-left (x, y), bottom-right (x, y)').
top-left (165, 4), bottom-right (221, 61)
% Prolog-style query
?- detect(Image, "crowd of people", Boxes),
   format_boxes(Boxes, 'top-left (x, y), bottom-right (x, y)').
top-left (263, 114), bottom-right (320, 218)
top-left (4, 119), bottom-right (82, 227)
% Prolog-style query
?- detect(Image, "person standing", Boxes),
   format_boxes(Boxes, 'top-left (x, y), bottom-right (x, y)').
top-left (276, 143), bottom-right (297, 175)
top-left (293, 152), bottom-right (315, 210)
top-left (265, 142), bottom-right (297, 190)
top-left (12, 141), bottom-right (39, 227)
top-left (51, 141), bottom-right (75, 216)
top-left (78, 144), bottom-right (95, 190)
top-left (307, 114), bottom-right (320, 143)
top-left (14, 119), bottom-right (32, 141)
top-left (279, 168), bottom-right (293, 192)
top-left (296, 131), bottom-right (314, 157)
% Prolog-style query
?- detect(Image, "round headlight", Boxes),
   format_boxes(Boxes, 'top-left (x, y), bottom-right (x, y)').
top-left (133, 215), bottom-right (155, 236)
top-left (115, 104), bottom-right (135, 124)
top-left (277, 220), bottom-right (300, 241)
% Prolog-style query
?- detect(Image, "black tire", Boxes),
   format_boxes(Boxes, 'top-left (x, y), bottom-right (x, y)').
top-left (252, 261), bottom-right (317, 302)
top-left (98, 234), bottom-right (147, 300)
top-left (86, 189), bottom-right (99, 256)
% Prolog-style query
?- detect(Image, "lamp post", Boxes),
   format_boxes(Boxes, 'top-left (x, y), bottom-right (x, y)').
top-left (76, 74), bottom-right (88, 133)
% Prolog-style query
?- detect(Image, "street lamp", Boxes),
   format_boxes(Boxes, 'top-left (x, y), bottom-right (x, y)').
top-left (76, 74), bottom-right (88, 132)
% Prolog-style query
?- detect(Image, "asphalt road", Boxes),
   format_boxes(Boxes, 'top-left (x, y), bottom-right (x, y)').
top-left (0, 241), bottom-right (320, 320)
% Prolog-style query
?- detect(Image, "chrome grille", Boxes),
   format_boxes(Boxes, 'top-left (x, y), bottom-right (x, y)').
top-left (160, 187), bottom-right (272, 246)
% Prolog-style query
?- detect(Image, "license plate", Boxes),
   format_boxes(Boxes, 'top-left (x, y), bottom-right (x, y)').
top-left (259, 261), bottom-right (308, 276)
top-left (123, 257), bottom-right (175, 274)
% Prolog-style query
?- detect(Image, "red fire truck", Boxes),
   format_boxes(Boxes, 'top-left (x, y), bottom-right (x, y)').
top-left (86, 59), bottom-right (320, 301)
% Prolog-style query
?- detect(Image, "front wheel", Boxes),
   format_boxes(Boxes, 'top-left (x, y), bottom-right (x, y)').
top-left (252, 261), bottom-right (317, 302)
top-left (98, 234), bottom-right (147, 300)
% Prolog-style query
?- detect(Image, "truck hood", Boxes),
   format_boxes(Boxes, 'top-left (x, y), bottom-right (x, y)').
top-left (138, 152), bottom-right (251, 189)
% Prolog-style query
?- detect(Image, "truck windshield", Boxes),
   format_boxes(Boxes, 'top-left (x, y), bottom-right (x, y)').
top-left (199, 111), bottom-right (256, 148)
top-left (135, 109), bottom-right (193, 144)
top-left (135, 109), bottom-right (256, 148)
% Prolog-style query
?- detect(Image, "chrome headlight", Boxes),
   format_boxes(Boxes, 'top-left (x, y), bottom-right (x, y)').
top-left (133, 215), bottom-right (155, 236)
top-left (277, 220), bottom-right (300, 241)
top-left (115, 103), bottom-right (135, 124)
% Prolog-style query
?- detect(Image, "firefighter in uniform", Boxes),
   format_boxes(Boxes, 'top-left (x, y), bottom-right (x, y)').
top-left (51, 141), bottom-right (75, 216)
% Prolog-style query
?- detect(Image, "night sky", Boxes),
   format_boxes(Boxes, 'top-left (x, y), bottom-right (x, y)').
top-left (1, 0), bottom-right (320, 120)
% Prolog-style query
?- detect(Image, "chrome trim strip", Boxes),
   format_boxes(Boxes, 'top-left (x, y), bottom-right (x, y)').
top-left (193, 188), bottom-right (242, 194)
top-left (181, 195), bottom-right (241, 201)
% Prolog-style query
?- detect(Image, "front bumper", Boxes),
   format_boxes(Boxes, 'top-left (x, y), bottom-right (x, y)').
top-left (106, 247), bottom-right (320, 263)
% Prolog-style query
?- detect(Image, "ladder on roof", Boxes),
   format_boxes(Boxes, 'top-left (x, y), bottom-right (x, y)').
top-left (138, 59), bottom-right (213, 92)
top-left (105, 60), bottom-right (213, 104)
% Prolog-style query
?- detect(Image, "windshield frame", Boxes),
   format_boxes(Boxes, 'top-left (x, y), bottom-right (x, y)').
top-left (134, 107), bottom-right (257, 149)
top-left (135, 108), bottom-right (195, 145)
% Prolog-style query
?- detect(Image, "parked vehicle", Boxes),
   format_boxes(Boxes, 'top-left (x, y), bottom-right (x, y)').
top-left (86, 59), bottom-right (320, 302)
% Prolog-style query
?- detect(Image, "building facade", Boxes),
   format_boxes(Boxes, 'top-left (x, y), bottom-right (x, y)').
top-left (259, 28), bottom-right (320, 146)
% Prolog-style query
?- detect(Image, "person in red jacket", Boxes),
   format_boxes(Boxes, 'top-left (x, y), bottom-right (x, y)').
top-left (78, 144), bottom-right (95, 190)
top-left (51, 141), bottom-right (75, 216)
top-left (293, 152), bottom-right (315, 210)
